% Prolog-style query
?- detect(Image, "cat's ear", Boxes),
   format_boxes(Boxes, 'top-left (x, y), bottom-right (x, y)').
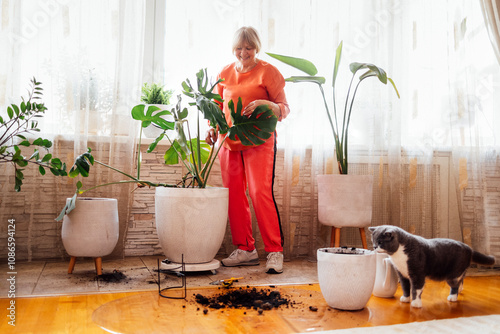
top-left (368, 227), bottom-right (376, 232)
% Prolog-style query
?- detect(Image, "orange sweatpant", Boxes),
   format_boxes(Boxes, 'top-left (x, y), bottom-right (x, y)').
top-left (218, 134), bottom-right (283, 253)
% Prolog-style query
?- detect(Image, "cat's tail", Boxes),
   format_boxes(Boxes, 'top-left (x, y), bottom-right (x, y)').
top-left (471, 251), bottom-right (496, 266)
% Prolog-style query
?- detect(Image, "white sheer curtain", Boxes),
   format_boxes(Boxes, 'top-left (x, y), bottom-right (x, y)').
top-left (480, 0), bottom-right (500, 64)
top-left (0, 0), bottom-right (146, 259)
top-left (2, 0), bottom-right (498, 261)
top-left (162, 0), bottom-right (500, 259)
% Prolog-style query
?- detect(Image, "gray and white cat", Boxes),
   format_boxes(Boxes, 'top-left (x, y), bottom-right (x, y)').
top-left (369, 225), bottom-right (495, 308)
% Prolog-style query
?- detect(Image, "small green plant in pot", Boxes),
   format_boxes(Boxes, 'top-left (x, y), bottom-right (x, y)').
top-left (267, 41), bottom-right (400, 174)
top-left (140, 82), bottom-right (174, 105)
top-left (1, 77), bottom-right (67, 191)
top-left (57, 69), bottom-right (278, 219)
top-left (140, 82), bottom-right (174, 138)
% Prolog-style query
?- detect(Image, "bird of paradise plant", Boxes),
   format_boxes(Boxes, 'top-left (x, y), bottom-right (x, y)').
top-left (267, 41), bottom-right (400, 174)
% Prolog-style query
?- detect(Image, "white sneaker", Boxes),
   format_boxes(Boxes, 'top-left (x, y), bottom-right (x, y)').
top-left (221, 249), bottom-right (259, 267)
top-left (266, 252), bottom-right (283, 274)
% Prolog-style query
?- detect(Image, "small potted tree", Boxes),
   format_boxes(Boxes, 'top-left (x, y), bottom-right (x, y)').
top-left (57, 69), bottom-right (278, 271)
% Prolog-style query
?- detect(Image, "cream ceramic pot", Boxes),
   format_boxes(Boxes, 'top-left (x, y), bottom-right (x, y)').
top-left (373, 252), bottom-right (399, 298)
top-left (317, 174), bottom-right (373, 228)
top-left (155, 187), bottom-right (229, 264)
top-left (317, 247), bottom-right (376, 310)
top-left (62, 198), bottom-right (119, 258)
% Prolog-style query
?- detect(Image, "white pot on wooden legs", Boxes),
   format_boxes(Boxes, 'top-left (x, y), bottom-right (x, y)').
top-left (62, 198), bottom-right (119, 275)
top-left (317, 174), bottom-right (374, 248)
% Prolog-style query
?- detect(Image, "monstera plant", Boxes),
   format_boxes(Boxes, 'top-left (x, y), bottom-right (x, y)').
top-left (267, 41), bottom-right (400, 174)
top-left (57, 69), bottom-right (278, 220)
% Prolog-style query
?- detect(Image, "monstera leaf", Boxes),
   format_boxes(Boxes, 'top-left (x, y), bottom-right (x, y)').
top-left (131, 104), bottom-right (175, 130)
top-left (228, 98), bottom-right (278, 146)
top-left (196, 94), bottom-right (229, 134)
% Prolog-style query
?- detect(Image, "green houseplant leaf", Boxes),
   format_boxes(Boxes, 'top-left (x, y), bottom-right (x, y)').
top-left (266, 52), bottom-right (318, 76)
top-left (228, 98), bottom-right (278, 146)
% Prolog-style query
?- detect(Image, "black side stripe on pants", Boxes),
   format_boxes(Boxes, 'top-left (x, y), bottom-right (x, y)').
top-left (271, 133), bottom-right (284, 246)
top-left (240, 133), bottom-right (284, 247)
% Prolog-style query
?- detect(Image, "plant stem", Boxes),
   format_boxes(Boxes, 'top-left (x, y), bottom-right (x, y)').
top-left (136, 124), bottom-right (142, 180)
top-left (196, 105), bottom-right (202, 173)
top-left (203, 134), bottom-right (228, 186)
top-left (342, 79), bottom-right (364, 174)
top-left (318, 85), bottom-right (338, 140)
top-left (0, 115), bottom-right (25, 146)
top-left (78, 179), bottom-right (177, 195)
top-left (94, 160), bottom-right (139, 181)
top-left (342, 74), bottom-right (356, 148)
top-left (165, 132), bottom-right (194, 176)
top-left (185, 119), bottom-right (203, 187)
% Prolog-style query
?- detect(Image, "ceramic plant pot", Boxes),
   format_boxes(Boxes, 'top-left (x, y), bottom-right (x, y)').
top-left (62, 198), bottom-right (119, 258)
top-left (317, 174), bottom-right (374, 228)
top-left (155, 187), bottom-right (229, 264)
top-left (317, 247), bottom-right (376, 310)
top-left (373, 252), bottom-right (399, 298)
top-left (142, 104), bottom-right (172, 138)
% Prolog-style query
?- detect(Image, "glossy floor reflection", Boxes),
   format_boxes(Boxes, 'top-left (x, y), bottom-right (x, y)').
top-left (1, 256), bottom-right (499, 333)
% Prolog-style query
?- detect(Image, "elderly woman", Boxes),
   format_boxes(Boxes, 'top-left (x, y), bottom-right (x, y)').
top-left (206, 26), bottom-right (290, 274)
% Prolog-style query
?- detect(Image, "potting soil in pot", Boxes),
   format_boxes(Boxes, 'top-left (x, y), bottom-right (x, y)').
top-left (319, 247), bottom-right (365, 255)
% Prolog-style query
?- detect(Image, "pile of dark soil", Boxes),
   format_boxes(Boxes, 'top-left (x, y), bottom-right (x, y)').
top-left (96, 270), bottom-right (127, 283)
top-left (195, 287), bottom-right (293, 311)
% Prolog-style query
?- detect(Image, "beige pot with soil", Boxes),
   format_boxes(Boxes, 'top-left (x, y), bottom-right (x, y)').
top-left (317, 247), bottom-right (376, 310)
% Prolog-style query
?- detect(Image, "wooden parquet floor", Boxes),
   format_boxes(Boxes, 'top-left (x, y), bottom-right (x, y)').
top-left (1, 276), bottom-right (499, 333)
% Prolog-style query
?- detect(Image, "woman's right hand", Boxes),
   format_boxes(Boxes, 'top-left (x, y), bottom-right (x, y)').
top-left (206, 128), bottom-right (218, 146)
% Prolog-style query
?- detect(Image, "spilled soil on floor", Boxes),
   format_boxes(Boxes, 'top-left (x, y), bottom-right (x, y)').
top-left (194, 287), bottom-right (295, 312)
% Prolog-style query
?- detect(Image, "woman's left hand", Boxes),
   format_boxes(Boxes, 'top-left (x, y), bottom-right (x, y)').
top-left (243, 100), bottom-right (278, 117)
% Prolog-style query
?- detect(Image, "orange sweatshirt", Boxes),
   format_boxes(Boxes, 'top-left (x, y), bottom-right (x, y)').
top-left (216, 60), bottom-right (290, 151)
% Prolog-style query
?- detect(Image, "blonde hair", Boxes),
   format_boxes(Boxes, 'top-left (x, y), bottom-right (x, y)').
top-left (232, 26), bottom-right (262, 54)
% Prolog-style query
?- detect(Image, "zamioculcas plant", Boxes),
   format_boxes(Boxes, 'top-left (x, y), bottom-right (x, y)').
top-left (267, 41), bottom-right (400, 174)
top-left (0, 77), bottom-right (67, 191)
top-left (57, 69), bottom-right (277, 220)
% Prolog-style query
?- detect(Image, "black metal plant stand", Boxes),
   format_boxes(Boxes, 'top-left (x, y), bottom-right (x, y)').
top-left (157, 256), bottom-right (187, 299)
